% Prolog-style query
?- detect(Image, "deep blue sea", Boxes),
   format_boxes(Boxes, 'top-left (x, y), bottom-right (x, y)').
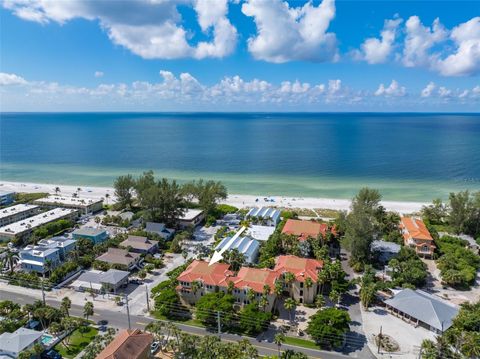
top-left (1, 112), bottom-right (479, 201)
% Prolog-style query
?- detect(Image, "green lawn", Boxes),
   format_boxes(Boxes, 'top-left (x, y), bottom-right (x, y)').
top-left (284, 336), bottom-right (320, 350)
top-left (151, 312), bottom-right (204, 328)
top-left (54, 326), bottom-right (98, 359)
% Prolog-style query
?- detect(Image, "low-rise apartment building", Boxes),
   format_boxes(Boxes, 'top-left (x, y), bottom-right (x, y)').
top-left (274, 255), bottom-right (323, 304)
top-left (0, 208), bottom-right (77, 242)
top-left (400, 217), bottom-right (435, 257)
top-left (177, 255), bottom-right (325, 309)
top-left (176, 209), bottom-right (205, 228)
top-left (34, 195), bottom-right (103, 215)
top-left (0, 204), bottom-right (39, 227)
top-left (0, 191), bottom-right (15, 206)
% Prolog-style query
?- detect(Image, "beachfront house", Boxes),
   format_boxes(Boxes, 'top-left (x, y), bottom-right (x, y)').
top-left (281, 219), bottom-right (333, 241)
top-left (176, 209), bottom-right (205, 229)
top-left (72, 226), bottom-right (109, 244)
top-left (145, 222), bottom-right (175, 240)
top-left (246, 207), bottom-right (281, 226)
top-left (0, 204), bottom-right (40, 227)
top-left (215, 233), bottom-right (260, 264)
top-left (274, 255), bottom-right (324, 304)
top-left (96, 248), bottom-right (141, 271)
top-left (0, 328), bottom-right (43, 358)
top-left (384, 289), bottom-right (459, 334)
top-left (120, 235), bottom-right (158, 254)
top-left (0, 191), bottom-right (15, 206)
top-left (71, 269), bottom-right (130, 293)
top-left (34, 195), bottom-right (103, 215)
top-left (400, 217), bottom-right (435, 258)
top-left (0, 208), bottom-right (77, 242)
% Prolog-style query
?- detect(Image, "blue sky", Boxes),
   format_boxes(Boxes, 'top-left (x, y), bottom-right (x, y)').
top-left (0, 0), bottom-right (479, 111)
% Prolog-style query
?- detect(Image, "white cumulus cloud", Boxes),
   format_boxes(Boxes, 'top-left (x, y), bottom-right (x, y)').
top-left (421, 82), bottom-right (436, 97)
top-left (434, 17), bottom-right (480, 76)
top-left (0, 72), bottom-right (27, 85)
top-left (2, 0), bottom-right (237, 60)
top-left (375, 80), bottom-right (406, 97)
top-left (241, 0), bottom-right (338, 63)
top-left (94, 71), bottom-right (104, 78)
top-left (355, 17), bottom-right (402, 64)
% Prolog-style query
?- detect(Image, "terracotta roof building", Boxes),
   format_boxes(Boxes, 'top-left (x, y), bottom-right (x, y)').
top-left (177, 255), bottom-right (327, 307)
top-left (274, 255), bottom-right (323, 282)
top-left (232, 267), bottom-right (278, 294)
top-left (281, 219), bottom-right (333, 241)
top-left (400, 217), bottom-right (435, 257)
top-left (96, 329), bottom-right (153, 359)
top-left (177, 260), bottom-right (233, 288)
top-left (274, 255), bottom-right (324, 304)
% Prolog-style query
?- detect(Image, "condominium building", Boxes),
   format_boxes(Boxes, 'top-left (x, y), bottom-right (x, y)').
top-left (34, 195), bottom-right (103, 215)
top-left (0, 208), bottom-right (77, 242)
top-left (177, 255), bottom-right (325, 308)
top-left (72, 227), bottom-right (109, 244)
top-left (0, 191), bottom-right (15, 206)
top-left (246, 207), bottom-right (281, 226)
top-left (0, 204), bottom-right (39, 227)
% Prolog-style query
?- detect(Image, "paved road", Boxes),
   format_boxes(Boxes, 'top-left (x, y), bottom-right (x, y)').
top-left (2, 291), bottom-right (360, 359)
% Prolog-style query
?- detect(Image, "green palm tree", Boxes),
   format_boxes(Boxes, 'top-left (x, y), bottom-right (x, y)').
top-left (284, 272), bottom-right (295, 292)
top-left (61, 296), bottom-right (71, 317)
top-left (315, 294), bottom-right (325, 309)
top-left (191, 281), bottom-right (200, 296)
top-left (274, 333), bottom-right (285, 357)
top-left (83, 301), bottom-right (94, 322)
top-left (316, 270), bottom-right (328, 295)
top-left (304, 277), bottom-right (313, 302)
top-left (54, 187), bottom-right (60, 195)
top-left (284, 298), bottom-right (296, 323)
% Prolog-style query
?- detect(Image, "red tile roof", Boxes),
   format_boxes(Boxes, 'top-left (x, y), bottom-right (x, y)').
top-left (400, 217), bottom-right (434, 241)
top-left (231, 267), bottom-right (278, 293)
top-left (274, 255), bottom-right (323, 282)
top-left (177, 260), bottom-right (234, 286)
top-left (96, 329), bottom-right (152, 359)
top-left (282, 219), bottom-right (334, 241)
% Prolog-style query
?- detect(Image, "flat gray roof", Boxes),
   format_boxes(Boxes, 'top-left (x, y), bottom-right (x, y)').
top-left (0, 208), bottom-right (76, 235)
top-left (73, 226), bottom-right (107, 236)
top-left (385, 289), bottom-right (459, 331)
top-left (0, 204), bottom-right (38, 220)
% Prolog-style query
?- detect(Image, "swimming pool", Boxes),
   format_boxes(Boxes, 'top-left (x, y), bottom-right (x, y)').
top-left (41, 334), bottom-right (54, 346)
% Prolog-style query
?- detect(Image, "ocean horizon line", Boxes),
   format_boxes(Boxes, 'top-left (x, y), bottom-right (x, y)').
top-left (1, 111), bottom-right (480, 115)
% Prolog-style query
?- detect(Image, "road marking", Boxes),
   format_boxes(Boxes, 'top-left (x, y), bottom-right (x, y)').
top-left (135, 322), bottom-right (149, 326)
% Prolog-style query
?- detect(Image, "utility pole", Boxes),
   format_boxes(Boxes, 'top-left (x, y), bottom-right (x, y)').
top-left (377, 326), bottom-right (382, 354)
top-left (145, 284), bottom-right (150, 312)
top-left (217, 311), bottom-right (221, 337)
top-left (125, 294), bottom-right (131, 330)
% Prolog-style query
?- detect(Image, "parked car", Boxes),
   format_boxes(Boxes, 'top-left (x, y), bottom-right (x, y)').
top-left (151, 341), bottom-right (160, 354)
top-left (42, 350), bottom-right (62, 359)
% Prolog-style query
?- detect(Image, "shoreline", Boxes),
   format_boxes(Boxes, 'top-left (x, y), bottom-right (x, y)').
top-left (0, 180), bottom-right (426, 214)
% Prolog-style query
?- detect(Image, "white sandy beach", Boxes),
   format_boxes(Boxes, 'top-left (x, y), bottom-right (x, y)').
top-left (0, 180), bottom-right (426, 214)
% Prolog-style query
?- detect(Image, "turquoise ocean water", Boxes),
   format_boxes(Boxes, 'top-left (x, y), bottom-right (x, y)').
top-left (1, 112), bottom-right (479, 201)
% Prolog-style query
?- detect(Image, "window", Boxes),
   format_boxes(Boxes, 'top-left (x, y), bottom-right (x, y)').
top-left (300, 282), bottom-right (304, 288)
top-left (300, 290), bottom-right (303, 296)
